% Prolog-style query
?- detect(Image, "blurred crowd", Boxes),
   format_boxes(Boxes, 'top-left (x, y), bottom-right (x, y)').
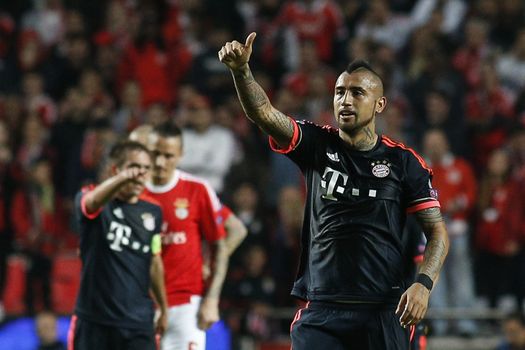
top-left (1, 0), bottom-right (525, 343)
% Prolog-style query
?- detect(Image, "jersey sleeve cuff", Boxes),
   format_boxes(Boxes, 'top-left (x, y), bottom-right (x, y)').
top-left (406, 200), bottom-right (441, 214)
top-left (80, 189), bottom-right (103, 220)
top-left (268, 118), bottom-right (301, 154)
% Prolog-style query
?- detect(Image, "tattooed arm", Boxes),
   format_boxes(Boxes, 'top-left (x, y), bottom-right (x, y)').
top-left (414, 207), bottom-right (449, 282)
top-left (396, 207), bottom-right (449, 328)
top-left (218, 32), bottom-right (294, 148)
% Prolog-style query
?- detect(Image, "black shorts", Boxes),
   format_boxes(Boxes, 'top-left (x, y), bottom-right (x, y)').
top-left (68, 315), bottom-right (156, 350)
top-left (290, 301), bottom-right (409, 350)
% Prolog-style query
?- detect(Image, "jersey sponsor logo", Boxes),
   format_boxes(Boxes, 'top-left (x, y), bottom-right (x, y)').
top-left (141, 213), bottom-right (155, 231)
top-left (161, 231), bottom-right (187, 245)
top-left (321, 167), bottom-right (348, 201)
top-left (371, 160), bottom-right (391, 178)
top-left (174, 198), bottom-right (189, 220)
top-left (107, 221), bottom-right (151, 253)
top-left (326, 152), bottom-right (340, 162)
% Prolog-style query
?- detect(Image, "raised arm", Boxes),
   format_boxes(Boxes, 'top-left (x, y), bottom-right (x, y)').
top-left (218, 32), bottom-right (294, 148)
top-left (83, 167), bottom-right (146, 214)
top-left (396, 207), bottom-right (449, 328)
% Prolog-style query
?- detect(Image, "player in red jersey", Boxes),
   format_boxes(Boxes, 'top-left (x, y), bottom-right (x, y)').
top-left (141, 122), bottom-right (234, 350)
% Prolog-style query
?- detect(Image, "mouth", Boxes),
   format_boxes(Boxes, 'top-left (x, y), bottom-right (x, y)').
top-left (339, 110), bottom-right (356, 121)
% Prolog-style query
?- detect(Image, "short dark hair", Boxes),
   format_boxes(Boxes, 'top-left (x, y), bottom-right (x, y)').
top-left (345, 60), bottom-right (384, 89)
top-left (109, 140), bottom-right (151, 167)
top-left (152, 122), bottom-right (182, 139)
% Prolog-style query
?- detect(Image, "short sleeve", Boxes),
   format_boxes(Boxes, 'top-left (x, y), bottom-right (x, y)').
top-left (216, 205), bottom-right (233, 228)
top-left (75, 185), bottom-right (103, 220)
top-left (403, 151), bottom-right (441, 213)
top-left (198, 185), bottom-right (226, 242)
top-left (269, 119), bottom-right (330, 169)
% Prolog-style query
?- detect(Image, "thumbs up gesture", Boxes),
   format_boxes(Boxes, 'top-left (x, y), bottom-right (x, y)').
top-left (218, 32), bottom-right (257, 71)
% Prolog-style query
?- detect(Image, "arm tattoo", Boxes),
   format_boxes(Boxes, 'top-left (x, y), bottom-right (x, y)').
top-left (205, 240), bottom-right (229, 299)
top-left (232, 67), bottom-right (294, 145)
top-left (415, 207), bottom-right (449, 282)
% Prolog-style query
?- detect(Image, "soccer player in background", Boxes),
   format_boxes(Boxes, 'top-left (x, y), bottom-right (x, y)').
top-left (68, 141), bottom-right (168, 350)
top-left (219, 33), bottom-right (449, 350)
top-left (143, 123), bottom-right (232, 350)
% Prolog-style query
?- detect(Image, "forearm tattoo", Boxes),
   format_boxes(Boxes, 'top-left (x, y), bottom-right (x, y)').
top-left (232, 68), bottom-right (294, 142)
top-left (415, 207), bottom-right (449, 281)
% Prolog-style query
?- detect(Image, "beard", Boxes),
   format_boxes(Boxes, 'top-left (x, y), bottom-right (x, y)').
top-left (337, 112), bottom-right (374, 136)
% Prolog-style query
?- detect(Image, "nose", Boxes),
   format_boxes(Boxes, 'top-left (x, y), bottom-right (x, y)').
top-left (342, 91), bottom-right (352, 106)
top-left (155, 154), bottom-right (166, 168)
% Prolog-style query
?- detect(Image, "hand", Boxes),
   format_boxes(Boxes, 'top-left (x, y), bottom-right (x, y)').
top-left (395, 283), bottom-right (430, 328)
top-left (119, 167), bottom-right (147, 185)
top-left (197, 297), bottom-right (220, 330)
top-left (155, 309), bottom-right (168, 336)
top-left (218, 32), bottom-right (257, 71)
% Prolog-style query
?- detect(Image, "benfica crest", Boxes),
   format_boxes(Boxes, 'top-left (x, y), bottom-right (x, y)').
top-left (141, 213), bottom-right (155, 231)
top-left (174, 198), bottom-right (189, 220)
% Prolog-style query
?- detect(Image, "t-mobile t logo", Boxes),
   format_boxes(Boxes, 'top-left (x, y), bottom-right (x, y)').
top-left (321, 167), bottom-right (348, 201)
top-left (107, 221), bottom-right (132, 251)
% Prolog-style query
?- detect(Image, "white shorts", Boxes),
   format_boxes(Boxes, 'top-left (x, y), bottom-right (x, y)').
top-left (161, 295), bottom-right (206, 350)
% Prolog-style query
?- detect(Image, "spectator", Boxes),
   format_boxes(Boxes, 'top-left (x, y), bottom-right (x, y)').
top-left (497, 312), bottom-right (525, 350)
top-left (0, 120), bottom-right (14, 322)
top-left (422, 129), bottom-right (478, 336)
top-left (224, 244), bottom-right (276, 348)
top-left (476, 148), bottom-right (525, 311)
top-left (112, 80), bottom-right (143, 135)
top-left (35, 311), bottom-right (66, 350)
top-left (466, 61), bottom-right (515, 169)
top-left (275, 0), bottom-right (344, 66)
top-left (11, 158), bottom-right (70, 315)
top-left (496, 28), bottom-right (525, 97)
top-left (178, 94), bottom-right (237, 194)
top-left (21, 72), bottom-right (57, 127)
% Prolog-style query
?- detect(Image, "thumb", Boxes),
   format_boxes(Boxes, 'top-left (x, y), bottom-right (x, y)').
top-left (245, 32), bottom-right (257, 49)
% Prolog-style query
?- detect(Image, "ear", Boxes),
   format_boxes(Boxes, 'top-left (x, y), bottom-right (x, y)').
top-left (111, 164), bottom-right (118, 176)
top-left (376, 96), bottom-right (387, 114)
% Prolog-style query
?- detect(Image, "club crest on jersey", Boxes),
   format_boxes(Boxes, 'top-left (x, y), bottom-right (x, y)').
top-left (141, 213), bottom-right (155, 231)
top-left (174, 198), bottom-right (189, 220)
top-left (371, 160), bottom-right (391, 178)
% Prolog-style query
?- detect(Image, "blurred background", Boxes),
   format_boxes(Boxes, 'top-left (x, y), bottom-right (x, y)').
top-left (0, 0), bottom-right (525, 349)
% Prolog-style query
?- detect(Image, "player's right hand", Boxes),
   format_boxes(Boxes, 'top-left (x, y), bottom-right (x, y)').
top-left (218, 32), bottom-right (256, 71)
top-left (119, 167), bottom-right (147, 184)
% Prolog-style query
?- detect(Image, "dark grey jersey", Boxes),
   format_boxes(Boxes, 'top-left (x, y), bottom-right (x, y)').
top-left (74, 187), bottom-right (162, 330)
top-left (270, 119), bottom-right (440, 304)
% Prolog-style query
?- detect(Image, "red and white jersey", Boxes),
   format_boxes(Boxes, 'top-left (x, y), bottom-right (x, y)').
top-left (145, 170), bottom-right (225, 306)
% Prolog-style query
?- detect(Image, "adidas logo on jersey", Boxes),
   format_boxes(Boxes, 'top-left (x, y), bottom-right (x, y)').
top-left (327, 152), bottom-right (340, 162)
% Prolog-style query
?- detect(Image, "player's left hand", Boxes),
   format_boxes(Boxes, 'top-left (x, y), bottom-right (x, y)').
top-left (197, 297), bottom-right (220, 330)
top-left (395, 283), bottom-right (430, 328)
top-left (155, 310), bottom-right (168, 335)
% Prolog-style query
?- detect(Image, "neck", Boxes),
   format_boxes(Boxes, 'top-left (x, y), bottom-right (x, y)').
top-left (339, 126), bottom-right (378, 151)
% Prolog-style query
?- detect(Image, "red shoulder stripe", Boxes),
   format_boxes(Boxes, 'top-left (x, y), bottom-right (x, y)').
top-left (381, 136), bottom-right (433, 175)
